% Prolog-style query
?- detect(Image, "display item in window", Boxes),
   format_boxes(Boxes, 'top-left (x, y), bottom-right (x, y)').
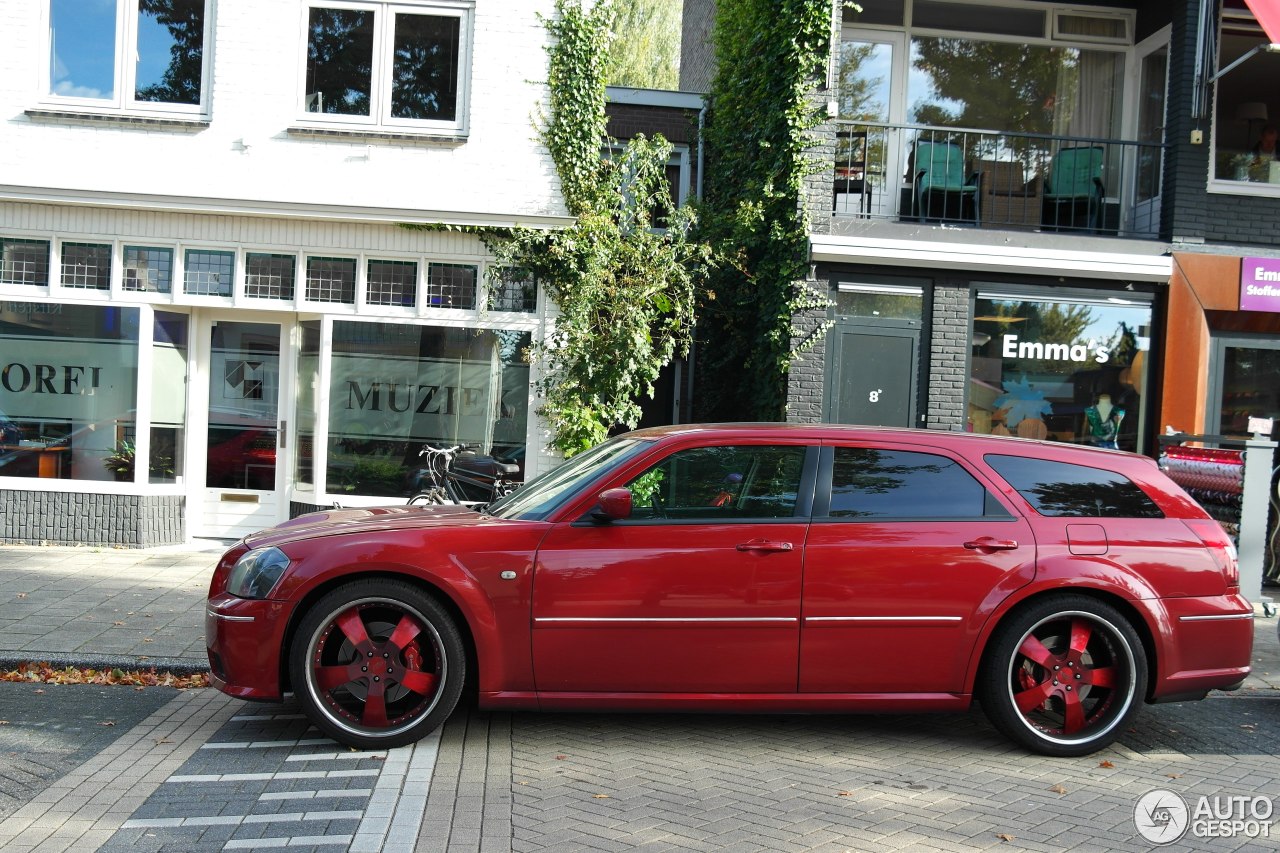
top-left (1085, 393), bottom-right (1125, 449)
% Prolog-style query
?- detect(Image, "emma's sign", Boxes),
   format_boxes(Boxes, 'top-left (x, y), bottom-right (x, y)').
top-left (1241, 257), bottom-right (1280, 313)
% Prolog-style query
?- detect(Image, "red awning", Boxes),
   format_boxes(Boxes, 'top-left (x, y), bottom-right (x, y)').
top-left (1244, 0), bottom-right (1280, 43)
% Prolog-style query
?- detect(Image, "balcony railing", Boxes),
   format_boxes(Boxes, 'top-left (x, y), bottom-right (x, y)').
top-left (831, 121), bottom-right (1165, 240)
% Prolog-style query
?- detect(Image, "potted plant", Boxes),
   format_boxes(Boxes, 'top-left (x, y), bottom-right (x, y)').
top-left (1230, 153), bottom-right (1253, 181)
top-left (103, 440), bottom-right (135, 481)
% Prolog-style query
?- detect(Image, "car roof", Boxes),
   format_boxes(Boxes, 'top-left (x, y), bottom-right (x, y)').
top-left (620, 423), bottom-right (1152, 466)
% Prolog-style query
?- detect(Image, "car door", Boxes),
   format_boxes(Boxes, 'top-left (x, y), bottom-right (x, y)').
top-left (800, 442), bottom-right (1035, 694)
top-left (532, 442), bottom-right (817, 694)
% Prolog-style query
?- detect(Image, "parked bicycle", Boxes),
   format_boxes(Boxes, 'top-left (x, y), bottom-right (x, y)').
top-left (406, 443), bottom-right (522, 508)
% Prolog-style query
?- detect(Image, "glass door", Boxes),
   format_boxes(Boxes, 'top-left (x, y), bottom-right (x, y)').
top-left (1209, 336), bottom-right (1280, 440)
top-left (1130, 28), bottom-right (1168, 236)
top-left (195, 315), bottom-right (291, 539)
top-left (835, 30), bottom-right (906, 219)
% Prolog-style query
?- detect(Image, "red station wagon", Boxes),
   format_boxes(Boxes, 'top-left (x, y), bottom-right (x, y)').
top-left (206, 424), bottom-right (1254, 756)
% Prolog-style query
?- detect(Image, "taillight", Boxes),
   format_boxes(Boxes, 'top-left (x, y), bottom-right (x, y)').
top-left (1183, 518), bottom-right (1240, 591)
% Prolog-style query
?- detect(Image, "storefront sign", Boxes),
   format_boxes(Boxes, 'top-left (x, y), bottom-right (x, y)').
top-left (1001, 334), bottom-right (1111, 364)
top-left (1241, 257), bottom-right (1280, 313)
top-left (0, 337), bottom-right (136, 420)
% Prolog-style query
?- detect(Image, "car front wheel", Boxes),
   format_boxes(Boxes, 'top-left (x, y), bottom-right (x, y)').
top-left (289, 579), bottom-right (465, 749)
top-left (979, 595), bottom-right (1146, 757)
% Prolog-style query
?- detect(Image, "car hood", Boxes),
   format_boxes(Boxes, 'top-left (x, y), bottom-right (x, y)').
top-left (243, 503), bottom-right (484, 549)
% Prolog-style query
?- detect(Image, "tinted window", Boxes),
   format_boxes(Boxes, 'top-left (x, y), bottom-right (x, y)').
top-left (828, 448), bottom-right (996, 519)
top-left (985, 455), bottom-right (1163, 518)
top-left (627, 445), bottom-right (807, 520)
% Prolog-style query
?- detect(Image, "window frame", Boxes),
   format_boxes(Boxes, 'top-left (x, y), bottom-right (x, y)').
top-left (1207, 8), bottom-right (1280, 198)
top-left (296, 0), bottom-right (473, 136)
top-left (41, 0), bottom-right (213, 119)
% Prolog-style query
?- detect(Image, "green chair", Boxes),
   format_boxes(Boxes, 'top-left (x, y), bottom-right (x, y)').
top-left (1041, 146), bottom-right (1105, 232)
top-left (912, 140), bottom-right (982, 225)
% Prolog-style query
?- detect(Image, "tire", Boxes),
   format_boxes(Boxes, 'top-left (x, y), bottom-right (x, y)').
top-left (289, 579), bottom-right (465, 749)
top-left (978, 595), bottom-right (1146, 757)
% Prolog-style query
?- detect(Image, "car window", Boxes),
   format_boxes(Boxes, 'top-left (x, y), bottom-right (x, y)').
top-left (625, 445), bottom-right (808, 520)
top-left (826, 447), bottom-right (1001, 519)
top-left (486, 438), bottom-right (651, 521)
top-left (984, 454), bottom-right (1164, 518)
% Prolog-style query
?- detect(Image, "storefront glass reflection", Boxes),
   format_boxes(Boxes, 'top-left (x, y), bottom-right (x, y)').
top-left (969, 295), bottom-right (1151, 453)
top-left (0, 301), bottom-right (140, 480)
top-left (327, 321), bottom-right (530, 497)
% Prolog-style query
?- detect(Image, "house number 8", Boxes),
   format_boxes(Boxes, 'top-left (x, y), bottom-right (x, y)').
top-left (869, 388), bottom-right (883, 403)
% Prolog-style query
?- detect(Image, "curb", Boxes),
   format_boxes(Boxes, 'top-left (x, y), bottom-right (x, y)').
top-left (0, 652), bottom-right (209, 676)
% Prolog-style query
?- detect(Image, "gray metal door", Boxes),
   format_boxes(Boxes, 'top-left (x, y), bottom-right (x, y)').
top-left (826, 324), bottom-right (919, 426)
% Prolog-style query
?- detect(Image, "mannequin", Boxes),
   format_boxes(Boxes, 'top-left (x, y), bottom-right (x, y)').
top-left (1085, 393), bottom-right (1125, 449)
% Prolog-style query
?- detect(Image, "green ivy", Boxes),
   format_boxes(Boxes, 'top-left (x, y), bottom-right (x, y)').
top-left (694, 0), bottom-right (834, 422)
top-left (486, 0), bottom-right (711, 456)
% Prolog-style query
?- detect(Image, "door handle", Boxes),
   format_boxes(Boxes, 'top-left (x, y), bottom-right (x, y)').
top-left (736, 540), bottom-right (794, 553)
top-left (963, 537), bottom-right (1019, 551)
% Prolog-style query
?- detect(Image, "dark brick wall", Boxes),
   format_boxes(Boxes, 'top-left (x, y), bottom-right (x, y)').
top-left (1163, 0), bottom-right (1280, 247)
top-left (927, 283), bottom-right (970, 432)
top-left (605, 104), bottom-right (699, 145)
top-left (290, 500), bottom-right (326, 518)
top-left (786, 280), bottom-right (830, 424)
top-left (679, 0), bottom-right (717, 93)
top-left (0, 491), bottom-right (183, 547)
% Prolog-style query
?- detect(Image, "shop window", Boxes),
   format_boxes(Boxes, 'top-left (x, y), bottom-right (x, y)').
top-left (46, 0), bottom-right (210, 116)
top-left (1, 238), bottom-right (50, 287)
top-left (150, 312), bottom-right (187, 483)
top-left (986, 455), bottom-right (1163, 518)
top-left (302, 1), bottom-right (469, 133)
top-left (183, 249), bottom-right (233, 297)
top-left (124, 246), bottom-right (173, 293)
top-left (296, 321), bottom-right (322, 486)
top-left (245, 253), bottom-right (296, 301)
top-left (425, 263), bottom-right (476, 309)
top-left (0, 302), bottom-right (139, 482)
top-left (60, 242), bottom-right (111, 290)
top-left (487, 268), bottom-right (537, 313)
top-left (305, 257), bottom-right (356, 304)
top-left (969, 293), bottom-right (1152, 453)
top-left (825, 447), bottom-right (996, 519)
top-left (366, 259), bottom-right (418, 307)
top-left (325, 321), bottom-right (529, 497)
top-left (1211, 6), bottom-right (1280, 188)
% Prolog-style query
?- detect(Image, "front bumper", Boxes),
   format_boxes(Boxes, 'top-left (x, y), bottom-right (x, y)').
top-left (205, 592), bottom-right (292, 700)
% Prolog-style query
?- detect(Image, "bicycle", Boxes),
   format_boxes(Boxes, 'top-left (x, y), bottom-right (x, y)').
top-left (406, 444), bottom-right (522, 509)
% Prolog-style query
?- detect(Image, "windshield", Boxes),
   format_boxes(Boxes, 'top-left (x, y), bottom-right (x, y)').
top-left (486, 437), bottom-right (652, 521)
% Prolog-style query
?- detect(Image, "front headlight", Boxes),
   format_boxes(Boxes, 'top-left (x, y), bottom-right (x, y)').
top-left (226, 547), bottom-right (291, 599)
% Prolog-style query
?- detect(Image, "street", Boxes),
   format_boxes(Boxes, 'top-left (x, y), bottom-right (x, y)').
top-left (1, 675), bottom-right (1277, 852)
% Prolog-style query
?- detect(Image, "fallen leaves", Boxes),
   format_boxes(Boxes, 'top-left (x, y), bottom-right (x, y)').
top-left (99, 721), bottom-right (116, 727)
top-left (837, 791), bottom-right (854, 797)
top-left (0, 662), bottom-right (208, 689)
top-left (592, 794), bottom-right (610, 799)
top-left (1048, 784), bottom-right (1068, 795)
top-left (1098, 760), bottom-right (1115, 769)
top-left (996, 834), bottom-right (1016, 843)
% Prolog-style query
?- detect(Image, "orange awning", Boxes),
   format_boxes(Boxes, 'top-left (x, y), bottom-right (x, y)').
top-left (1244, 0), bottom-right (1280, 43)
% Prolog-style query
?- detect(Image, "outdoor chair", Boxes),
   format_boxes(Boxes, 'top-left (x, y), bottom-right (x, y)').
top-left (1041, 146), bottom-right (1105, 232)
top-left (912, 140), bottom-right (982, 225)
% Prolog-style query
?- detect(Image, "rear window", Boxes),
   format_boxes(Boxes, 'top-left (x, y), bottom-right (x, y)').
top-left (985, 454), bottom-right (1164, 518)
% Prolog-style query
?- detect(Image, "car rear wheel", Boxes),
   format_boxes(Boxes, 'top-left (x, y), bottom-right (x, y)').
top-left (979, 595), bottom-right (1146, 757)
top-left (289, 579), bottom-right (465, 749)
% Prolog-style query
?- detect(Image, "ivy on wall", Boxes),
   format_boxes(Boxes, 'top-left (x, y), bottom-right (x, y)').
top-left (693, 0), bottom-right (834, 422)
top-left (488, 0), bottom-right (711, 456)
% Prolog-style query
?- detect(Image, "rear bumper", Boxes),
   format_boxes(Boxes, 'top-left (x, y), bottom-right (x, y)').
top-left (205, 593), bottom-right (291, 700)
top-left (1151, 594), bottom-right (1254, 699)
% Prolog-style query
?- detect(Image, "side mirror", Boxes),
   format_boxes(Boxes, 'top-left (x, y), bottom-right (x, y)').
top-left (592, 487), bottom-right (633, 522)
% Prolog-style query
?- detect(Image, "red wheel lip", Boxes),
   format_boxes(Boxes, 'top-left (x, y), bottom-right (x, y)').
top-left (304, 596), bottom-right (448, 740)
top-left (1006, 610), bottom-right (1137, 746)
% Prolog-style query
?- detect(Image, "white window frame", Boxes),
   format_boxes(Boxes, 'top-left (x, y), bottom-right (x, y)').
top-left (297, 0), bottom-right (472, 135)
top-left (1206, 9), bottom-right (1280, 199)
top-left (40, 0), bottom-right (213, 118)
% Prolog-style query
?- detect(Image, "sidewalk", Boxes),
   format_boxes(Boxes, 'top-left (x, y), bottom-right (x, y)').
top-left (1, 539), bottom-right (1279, 690)
top-left (0, 540), bottom-right (228, 673)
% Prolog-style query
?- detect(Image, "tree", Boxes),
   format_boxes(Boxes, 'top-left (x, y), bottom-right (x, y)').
top-left (605, 0), bottom-right (682, 90)
top-left (135, 0), bottom-right (206, 105)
